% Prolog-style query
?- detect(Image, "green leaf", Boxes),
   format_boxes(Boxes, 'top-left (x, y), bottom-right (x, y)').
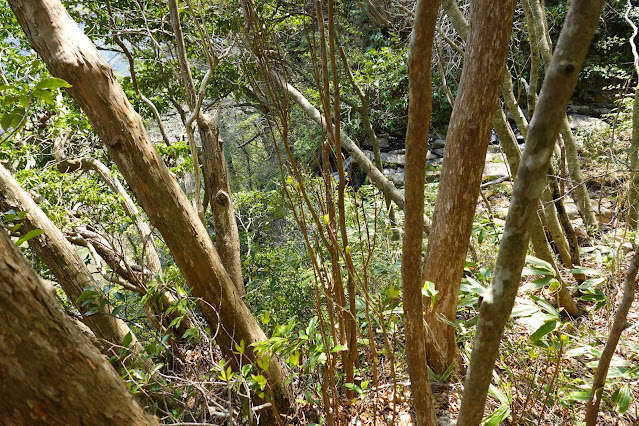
top-left (256, 356), bottom-right (270, 371)
top-left (32, 89), bottom-right (54, 104)
top-left (527, 276), bottom-right (558, 290)
top-left (288, 351), bottom-right (300, 367)
top-left (234, 339), bottom-right (246, 355)
top-left (567, 391), bottom-right (591, 402)
top-left (16, 229), bottom-right (44, 246)
top-left (530, 320), bottom-right (558, 341)
top-left (331, 344), bottom-right (347, 353)
top-left (615, 384), bottom-right (632, 414)
top-left (388, 284), bottom-right (400, 299)
top-left (530, 295), bottom-right (559, 318)
top-left (35, 77), bottom-right (72, 90)
top-left (422, 280), bottom-right (439, 309)
top-left (18, 95), bottom-right (30, 108)
top-left (251, 374), bottom-right (268, 390)
top-left (1, 113), bottom-right (13, 130)
top-left (522, 266), bottom-right (555, 276)
top-left (482, 404), bottom-right (511, 426)
top-left (576, 277), bottom-right (606, 292)
top-left (122, 331), bottom-right (133, 348)
top-left (567, 266), bottom-right (602, 276)
top-left (525, 255), bottom-right (556, 274)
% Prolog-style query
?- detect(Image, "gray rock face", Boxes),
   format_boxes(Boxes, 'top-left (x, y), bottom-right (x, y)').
top-left (431, 139), bottom-right (446, 150)
top-left (381, 150), bottom-right (406, 165)
top-left (567, 113), bottom-right (609, 132)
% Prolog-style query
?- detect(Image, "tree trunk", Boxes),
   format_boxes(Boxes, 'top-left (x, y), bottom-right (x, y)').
top-left (8, 0), bottom-right (291, 419)
top-left (584, 248), bottom-right (639, 425)
top-left (457, 1), bottom-right (605, 423)
top-left (402, 0), bottom-right (440, 424)
top-left (52, 142), bottom-right (197, 336)
top-left (199, 114), bottom-right (245, 296)
top-left (421, 0), bottom-right (516, 374)
top-left (627, 86), bottom-right (639, 230)
top-left (529, 0), bottom-right (599, 230)
top-left (0, 230), bottom-right (158, 426)
top-left (0, 163), bottom-right (146, 358)
top-left (494, 108), bottom-right (580, 316)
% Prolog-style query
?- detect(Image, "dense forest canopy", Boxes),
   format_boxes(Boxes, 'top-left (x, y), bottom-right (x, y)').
top-left (2, 0), bottom-right (639, 425)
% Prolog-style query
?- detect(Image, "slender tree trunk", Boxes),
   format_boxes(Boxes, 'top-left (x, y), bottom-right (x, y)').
top-left (0, 230), bottom-right (158, 426)
top-left (529, 0), bottom-right (598, 230)
top-left (199, 114), bottom-right (245, 296)
top-left (627, 87), bottom-right (639, 230)
top-left (0, 164), bottom-right (146, 359)
top-left (8, 1), bottom-right (291, 419)
top-left (53, 141), bottom-right (197, 335)
top-left (457, 2), bottom-right (605, 423)
top-left (494, 108), bottom-right (580, 315)
top-left (421, 0), bottom-right (516, 374)
top-left (167, 0), bottom-right (245, 296)
top-left (402, 1), bottom-right (440, 424)
top-left (584, 248), bottom-right (639, 425)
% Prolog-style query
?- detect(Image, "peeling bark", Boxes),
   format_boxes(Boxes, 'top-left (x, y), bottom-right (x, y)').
top-left (8, 1), bottom-right (290, 419)
top-left (0, 163), bottom-right (145, 359)
top-left (0, 229), bottom-right (158, 425)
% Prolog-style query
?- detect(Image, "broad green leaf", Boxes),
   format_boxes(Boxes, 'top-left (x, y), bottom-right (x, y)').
top-left (33, 89), bottom-right (54, 104)
top-left (1, 113), bottom-right (13, 130)
top-left (35, 77), bottom-right (72, 90)
top-left (489, 384), bottom-right (511, 405)
top-left (122, 331), bottom-right (133, 347)
top-left (615, 384), bottom-right (632, 414)
top-left (567, 391), bottom-right (591, 402)
top-left (482, 404), bottom-right (510, 426)
top-left (525, 255), bottom-right (555, 273)
top-left (422, 280), bottom-right (439, 309)
top-left (388, 284), bottom-right (400, 299)
top-left (566, 345), bottom-right (592, 358)
top-left (568, 266), bottom-right (602, 276)
top-left (257, 355), bottom-right (270, 370)
top-left (530, 295), bottom-right (559, 318)
top-left (331, 344), bottom-right (347, 353)
top-left (16, 229), bottom-right (44, 246)
top-left (522, 266), bottom-right (555, 276)
top-left (18, 95), bottom-right (30, 108)
top-left (530, 320), bottom-right (558, 341)
top-left (288, 351), bottom-right (300, 367)
top-left (576, 277), bottom-right (606, 291)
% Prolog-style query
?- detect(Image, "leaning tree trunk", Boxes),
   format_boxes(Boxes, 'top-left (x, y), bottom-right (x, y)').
top-left (402, 0), bottom-right (440, 424)
top-left (584, 247), bottom-right (639, 425)
top-left (8, 0), bottom-right (291, 420)
top-left (52, 140), bottom-right (197, 337)
top-left (0, 163), bottom-right (147, 360)
top-left (456, 1), bottom-right (605, 424)
top-left (529, 0), bottom-right (599, 230)
top-left (167, 0), bottom-right (245, 296)
top-left (421, 0), bottom-right (516, 374)
top-left (0, 230), bottom-right (158, 426)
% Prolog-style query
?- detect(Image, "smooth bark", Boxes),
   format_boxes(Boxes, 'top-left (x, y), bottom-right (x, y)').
top-left (8, 0), bottom-right (291, 419)
top-left (402, 0), bottom-right (440, 424)
top-left (0, 230), bottom-right (158, 426)
top-left (421, 0), bottom-right (516, 374)
top-left (457, 1), bottom-right (605, 423)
